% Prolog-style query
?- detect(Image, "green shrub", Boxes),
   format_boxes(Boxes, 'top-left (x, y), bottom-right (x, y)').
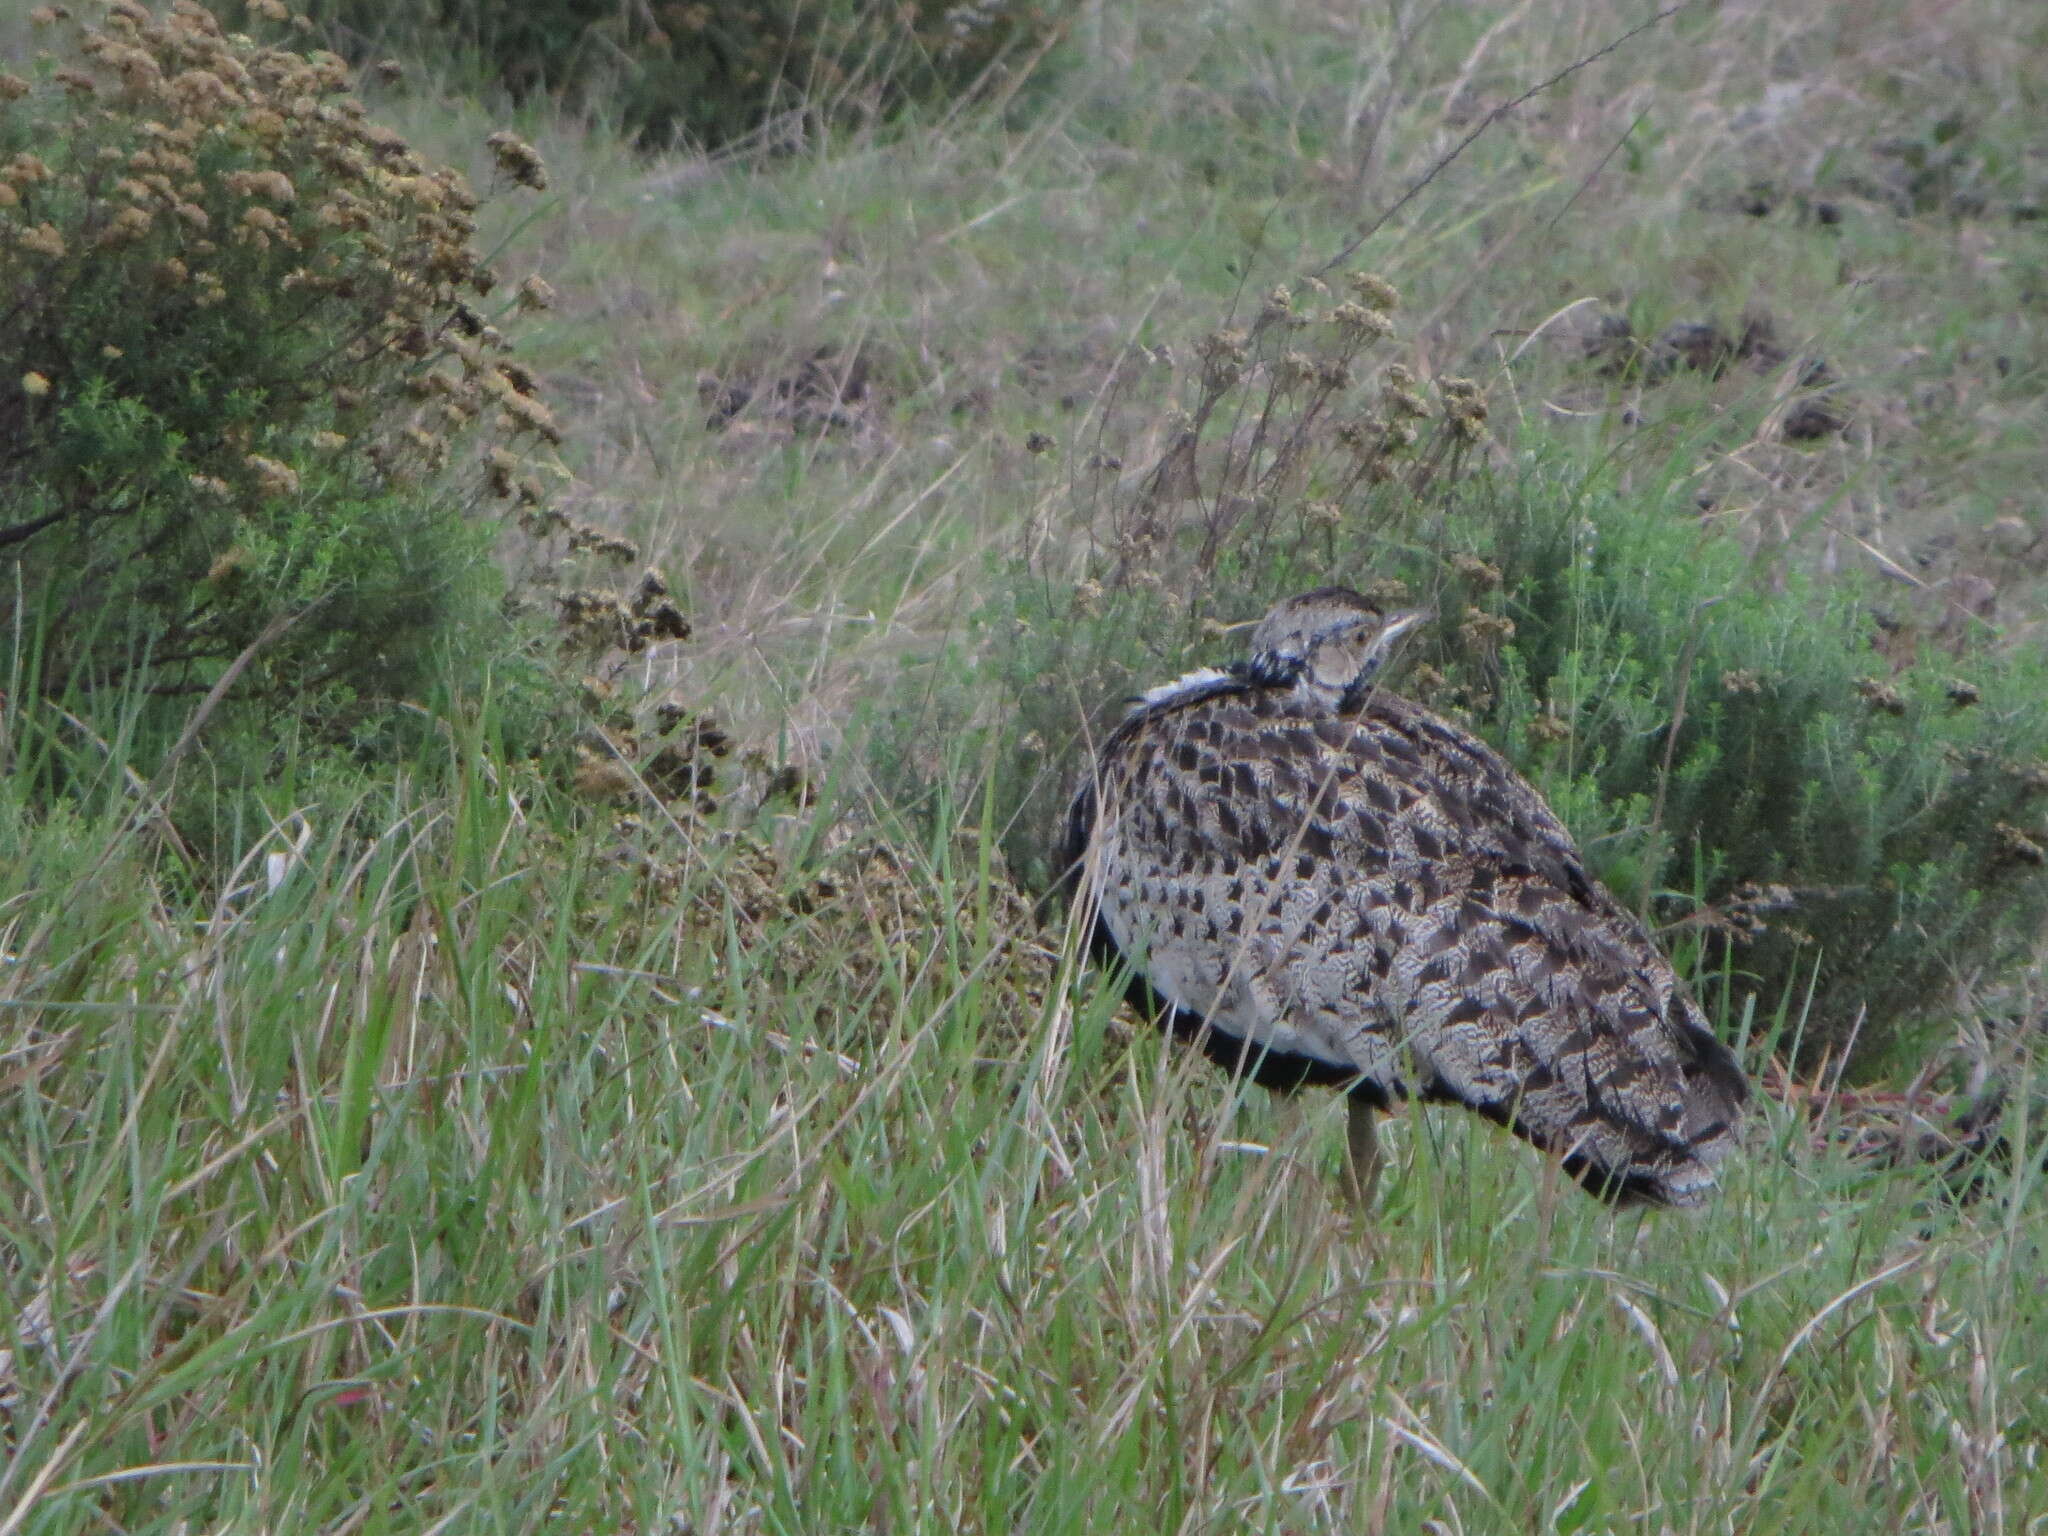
top-left (0, 2), bottom-right (561, 761)
top-left (925, 275), bottom-right (2048, 1069)
top-left (255, 0), bottom-right (1075, 149)
top-left (1422, 458), bottom-right (2048, 1067)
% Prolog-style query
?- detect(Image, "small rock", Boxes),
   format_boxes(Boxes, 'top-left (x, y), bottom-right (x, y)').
top-left (1783, 397), bottom-right (1847, 440)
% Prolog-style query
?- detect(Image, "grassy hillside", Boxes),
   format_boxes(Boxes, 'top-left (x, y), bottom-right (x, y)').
top-left (3, 0), bottom-right (2046, 1529)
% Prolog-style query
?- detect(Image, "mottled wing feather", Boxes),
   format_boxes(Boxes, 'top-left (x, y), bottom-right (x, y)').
top-left (1065, 678), bottom-right (1746, 1205)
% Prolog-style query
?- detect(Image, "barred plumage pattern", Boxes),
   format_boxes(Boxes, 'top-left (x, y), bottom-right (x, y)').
top-left (1059, 587), bottom-right (1747, 1206)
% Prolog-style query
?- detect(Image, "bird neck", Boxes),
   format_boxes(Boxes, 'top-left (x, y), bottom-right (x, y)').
top-left (1235, 652), bottom-right (1306, 689)
top-left (1236, 650), bottom-right (1388, 713)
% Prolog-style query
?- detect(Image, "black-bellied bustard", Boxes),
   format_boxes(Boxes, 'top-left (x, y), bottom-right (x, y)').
top-left (1058, 587), bottom-right (1747, 1208)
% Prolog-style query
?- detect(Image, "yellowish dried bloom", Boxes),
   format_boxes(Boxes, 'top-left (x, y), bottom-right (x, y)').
top-left (315, 191), bottom-right (370, 230)
top-left (18, 223), bottom-right (67, 258)
top-left (1385, 384), bottom-right (1430, 421)
top-left (1450, 554), bottom-right (1502, 589)
top-left (516, 273), bottom-right (555, 312)
top-left (1332, 301), bottom-right (1393, 341)
top-left (98, 205), bottom-right (153, 245)
top-left (167, 68), bottom-right (234, 110)
top-left (1994, 823), bottom-right (2046, 867)
top-left (226, 168), bottom-right (295, 203)
top-left (403, 425), bottom-right (450, 469)
top-left (7, 153), bottom-right (53, 185)
top-left (1276, 351), bottom-right (1316, 390)
top-left (171, 3), bottom-right (225, 37)
top-left (245, 454), bottom-right (300, 497)
top-left (22, 372), bottom-right (51, 397)
top-left (1346, 272), bottom-right (1399, 310)
top-left (1460, 607), bottom-right (1516, 648)
top-left (1855, 677), bottom-right (1908, 717)
top-left (498, 392), bottom-right (562, 444)
top-left (1197, 327), bottom-right (1248, 391)
top-left (0, 74), bottom-right (29, 101)
top-left (484, 129), bottom-right (548, 190)
top-left (485, 446), bottom-right (518, 496)
top-left (383, 172), bottom-right (444, 209)
top-left (0, 185), bottom-right (16, 210)
top-left (358, 121), bottom-right (408, 158)
top-left (103, 43), bottom-right (163, 88)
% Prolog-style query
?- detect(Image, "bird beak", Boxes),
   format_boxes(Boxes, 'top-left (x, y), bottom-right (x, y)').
top-left (1353, 607), bottom-right (1429, 687)
top-left (1380, 609), bottom-right (1429, 646)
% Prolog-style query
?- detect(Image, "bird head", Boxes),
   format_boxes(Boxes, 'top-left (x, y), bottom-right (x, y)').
top-left (1242, 587), bottom-right (1427, 706)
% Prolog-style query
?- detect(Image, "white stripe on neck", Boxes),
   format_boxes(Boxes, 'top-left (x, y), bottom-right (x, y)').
top-left (1133, 666), bottom-right (1234, 712)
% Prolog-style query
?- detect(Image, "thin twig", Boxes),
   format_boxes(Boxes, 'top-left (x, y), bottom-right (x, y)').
top-left (153, 602), bottom-right (320, 789)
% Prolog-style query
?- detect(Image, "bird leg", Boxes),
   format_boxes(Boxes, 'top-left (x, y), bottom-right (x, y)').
top-left (1343, 1096), bottom-right (1381, 1212)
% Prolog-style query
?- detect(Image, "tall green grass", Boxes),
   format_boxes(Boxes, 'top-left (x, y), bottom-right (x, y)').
top-left (0, 715), bottom-right (2040, 1530)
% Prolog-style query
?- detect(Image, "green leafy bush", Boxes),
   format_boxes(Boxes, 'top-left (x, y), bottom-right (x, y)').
top-left (0, 1), bottom-right (561, 749)
top-left (933, 275), bottom-right (2048, 1068)
top-left (1423, 459), bottom-right (2048, 1066)
top-left (259, 0), bottom-right (1075, 149)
